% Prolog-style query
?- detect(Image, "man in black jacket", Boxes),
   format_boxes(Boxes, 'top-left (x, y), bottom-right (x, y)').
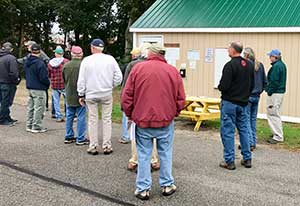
top-left (218, 41), bottom-right (254, 170)
top-left (24, 44), bottom-right (50, 133)
top-left (0, 42), bottom-right (19, 125)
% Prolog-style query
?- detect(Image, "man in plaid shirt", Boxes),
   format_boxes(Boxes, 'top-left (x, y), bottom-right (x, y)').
top-left (48, 46), bottom-right (69, 122)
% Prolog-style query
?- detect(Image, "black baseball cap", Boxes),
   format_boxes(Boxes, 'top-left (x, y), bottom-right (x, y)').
top-left (31, 43), bottom-right (41, 53)
top-left (2, 42), bottom-right (13, 51)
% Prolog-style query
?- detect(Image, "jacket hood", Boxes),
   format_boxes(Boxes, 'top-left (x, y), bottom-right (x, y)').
top-left (25, 55), bottom-right (41, 67)
top-left (0, 50), bottom-right (10, 57)
top-left (147, 53), bottom-right (167, 63)
top-left (49, 57), bottom-right (64, 68)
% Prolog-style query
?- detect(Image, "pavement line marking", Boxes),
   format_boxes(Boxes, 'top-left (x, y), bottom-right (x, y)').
top-left (0, 160), bottom-right (136, 206)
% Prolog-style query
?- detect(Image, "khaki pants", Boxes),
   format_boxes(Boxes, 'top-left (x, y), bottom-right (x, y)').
top-left (128, 125), bottom-right (159, 165)
top-left (26, 89), bottom-right (46, 130)
top-left (86, 96), bottom-right (112, 149)
top-left (267, 94), bottom-right (284, 141)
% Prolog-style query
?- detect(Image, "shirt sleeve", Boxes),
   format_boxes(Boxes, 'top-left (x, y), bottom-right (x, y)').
top-left (39, 62), bottom-right (50, 88)
top-left (121, 71), bottom-right (135, 119)
top-left (267, 64), bottom-right (280, 95)
top-left (176, 74), bottom-right (186, 116)
top-left (218, 62), bottom-right (233, 92)
top-left (8, 56), bottom-right (19, 84)
top-left (77, 58), bottom-right (87, 97)
top-left (112, 58), bottom-right (123, 87)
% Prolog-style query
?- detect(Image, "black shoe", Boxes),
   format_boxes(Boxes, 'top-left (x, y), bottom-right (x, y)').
top-left (135, 190), bottom-right (150, 201)
top-left (241, 159), bottom-right (252, 168)
top-left (64, 138), bottom-right (76, 144)
top-left (51, 114), bottom-right (56, 119)
top-left (0, 120), bottom-right (15, 126)
top-left (162, 184), bottom-right (177, 196)
top-left (267, 138), bottom-right (279, 144)
top-left (76, 139), bottom-right (90, 146)
top-left (219, 161), bottom-right (236, 170)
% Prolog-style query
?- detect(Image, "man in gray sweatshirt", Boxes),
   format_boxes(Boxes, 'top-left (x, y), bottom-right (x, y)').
top-left (77, 38), bottom-right (122, 155)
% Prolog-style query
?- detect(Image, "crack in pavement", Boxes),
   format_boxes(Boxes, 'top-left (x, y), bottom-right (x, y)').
top-left (0, 160), bottom-right (136, 206)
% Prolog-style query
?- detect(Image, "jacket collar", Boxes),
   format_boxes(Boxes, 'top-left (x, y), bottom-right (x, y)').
top-left (271, 59), bottom-right (281, 65)
top-left (147, 53), bottom-right (167, 63)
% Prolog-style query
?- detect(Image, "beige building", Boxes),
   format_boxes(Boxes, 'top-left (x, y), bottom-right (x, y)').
top-left (130, 0), bottom-right (300, 123)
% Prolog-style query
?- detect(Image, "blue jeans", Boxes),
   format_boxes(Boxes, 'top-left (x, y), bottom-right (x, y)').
top-left (247, 96), bottom-right (260, 146)
top-left (220, 100), bottom-right (251, 163)
top-left (52, 89), bottom-right (66, 119)
top-left (135, 121), bottom-right (175, 192)
top-left (65, 106), bottom-right (86, 142)
top-left (0, 83), bottom-right (12, 122)
top-left (121, 112), bottom-right (130, 140)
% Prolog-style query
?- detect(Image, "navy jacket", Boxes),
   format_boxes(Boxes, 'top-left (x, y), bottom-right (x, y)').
top-left (251, 62), bottom-right (267, 97)
top-left (24, 55), bottom-right (50, 91)
top-left (0, 50), bottom-right (19, 84)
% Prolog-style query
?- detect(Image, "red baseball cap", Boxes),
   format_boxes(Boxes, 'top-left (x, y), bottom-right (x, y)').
top-left (71, 46), bottom-right (83, 54)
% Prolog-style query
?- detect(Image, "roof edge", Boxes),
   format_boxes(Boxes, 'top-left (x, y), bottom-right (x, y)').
top-left (130, 27), bottom-right (300, 33)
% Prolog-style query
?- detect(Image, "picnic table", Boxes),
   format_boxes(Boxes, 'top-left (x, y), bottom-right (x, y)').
top-left (179, 96), bottom-right (221, 131)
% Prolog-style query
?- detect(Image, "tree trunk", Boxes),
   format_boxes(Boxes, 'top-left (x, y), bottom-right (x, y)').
top-left (75, 30), bottom-right (80, 45)
top-left (124, 18), bottom-right (133, 56)
top-left (18, 22), bottom-right (24, 58)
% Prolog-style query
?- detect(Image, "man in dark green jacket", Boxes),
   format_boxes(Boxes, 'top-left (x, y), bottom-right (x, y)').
top-left (62, 46), bottom-right (89, 145)
top-left (266, 49), bottom-right (287, 144)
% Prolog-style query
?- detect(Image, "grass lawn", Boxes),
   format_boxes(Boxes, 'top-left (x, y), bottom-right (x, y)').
top-left (14, 82), bottom-right (300, 150)
top-left (14, 81), bottom-right (123, 122)
top-left (203, 119), bottom-right (300, 150)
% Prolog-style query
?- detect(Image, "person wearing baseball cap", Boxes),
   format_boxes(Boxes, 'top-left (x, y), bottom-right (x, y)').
top-left (0, 42), bottom-right (19, 125)
top-left (266, 49), bottom-right (287, 144)
top-left (121, 43), bottom-right (185, 200)
top-left (24, 43), bottom-right (50, 133)
top-left (62, 46), bottom-right (89, 146)
top-left (77, 38), bottom-right (122, 155)
top-left (48, 46), bottom-right (69, 122)
top-left (121, 43), bottom-right (160, 174)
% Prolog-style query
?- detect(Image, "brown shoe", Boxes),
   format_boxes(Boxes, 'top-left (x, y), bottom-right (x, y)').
top-left (127, 162), bottom-right (137, 173)
top-left (151, 162), bottom-right (160, 171)
top-left (219, 161), bottom-right (236, 170)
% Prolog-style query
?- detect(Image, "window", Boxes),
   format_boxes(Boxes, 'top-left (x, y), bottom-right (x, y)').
top-left (214, 48), bottom-right (231, 88)
top-left (139, 35), bottom-right (164, 46)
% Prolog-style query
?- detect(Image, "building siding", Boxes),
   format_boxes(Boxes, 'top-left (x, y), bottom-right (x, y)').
top-left (136, 32), bottom-right (300, 119)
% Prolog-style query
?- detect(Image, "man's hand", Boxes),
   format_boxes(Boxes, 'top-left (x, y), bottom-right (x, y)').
top-left (79, 97), bottom-right (85, 106)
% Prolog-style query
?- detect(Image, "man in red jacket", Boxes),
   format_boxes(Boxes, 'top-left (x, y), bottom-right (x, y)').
top-left (121, 44), bottom-right (185, 200)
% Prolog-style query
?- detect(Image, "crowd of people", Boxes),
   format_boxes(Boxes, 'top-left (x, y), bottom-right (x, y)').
top-left (0, 39), bottom-right (286, 200)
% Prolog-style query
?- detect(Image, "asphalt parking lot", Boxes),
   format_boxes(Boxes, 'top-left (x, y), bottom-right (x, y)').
top-left (0, 104), bottom-right (300, 206)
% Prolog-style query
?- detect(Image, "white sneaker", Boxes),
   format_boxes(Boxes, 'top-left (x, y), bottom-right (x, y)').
top-left (26, 128), bottom-right (32, 132)
top-left (31, 128), bottom-right (47, 133)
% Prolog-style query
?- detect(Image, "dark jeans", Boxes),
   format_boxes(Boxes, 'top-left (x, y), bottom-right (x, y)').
top-left (220, 100), bottom-right (251, 163)
top-left (0, 83), bottom-right (12, 122)
top-left (247, 96), bottom-right (260, 146)
top-left (9, 85), bottom-right (17, 107)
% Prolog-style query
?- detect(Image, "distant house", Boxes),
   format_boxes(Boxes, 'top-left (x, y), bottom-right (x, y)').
top-left (130, 0), bottom-right (300, 123)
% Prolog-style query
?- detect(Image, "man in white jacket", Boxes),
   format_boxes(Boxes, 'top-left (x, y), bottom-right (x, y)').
top-left (77, 39), bottom-right (122, 155)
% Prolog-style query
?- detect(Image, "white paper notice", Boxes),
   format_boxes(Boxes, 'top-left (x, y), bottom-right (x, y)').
top-left (187, 50), bottom-right (200, 60)
top-left (165, 48), bottom-right (180, 67)
top-left (205, 48), bottom-right (214, 63)
top-left (189, 61), bottom-right (197, 70)
top-left (165, 48), bottom-right (180, 60)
